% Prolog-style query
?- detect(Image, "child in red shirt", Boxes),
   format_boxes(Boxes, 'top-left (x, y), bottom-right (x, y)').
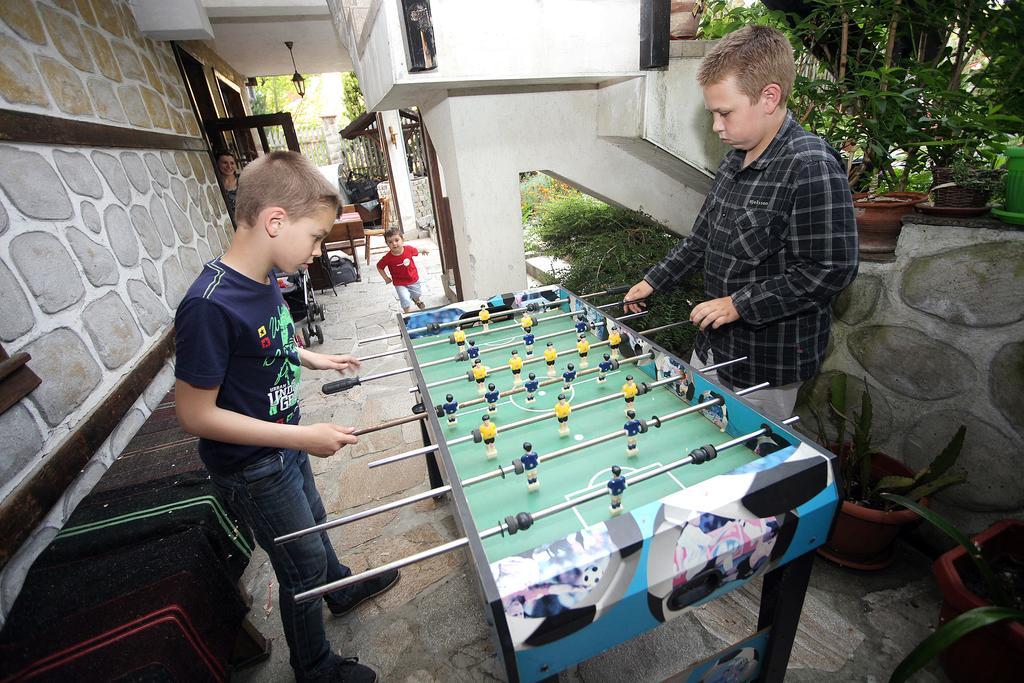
top-left (376, 227), bottom-right (428, 312)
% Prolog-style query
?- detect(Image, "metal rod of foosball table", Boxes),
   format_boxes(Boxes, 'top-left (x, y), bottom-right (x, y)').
top-left (321, 366), bottom-right (415, 394)
top-left (294, 416), bottom-right (800, 601)
top-left (275, 478), bottom-right (451, 544)
top-left (409, 338), bottom-right (605, 393)
top-left (444, 351), bottom-right (654, 411)
top-left (578, 285), bottom-right (630, 299)
top-left (638, 320), bottom-right (693, 336)
top-left (464, 311), bottom-right (647, 360)
top-left (368, 356), bottom-right (753, 473)
top-left (478, 415), bottom-right (801, 536)
top-left (357, 347), bottom-right (407, 362)
top-left (352, 412), bottom-right (427, 437)
top-left (406, 291), bottom-right (636, 352)
top-left (448, 372), bottom-right (675, 448)
top-left (458, 382), bottom-right (769, 488)
top-left (356, 297), bottom-right (570, 345)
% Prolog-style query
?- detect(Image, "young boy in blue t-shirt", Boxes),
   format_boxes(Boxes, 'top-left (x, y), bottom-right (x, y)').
top-left (175, 151), bottom-right (396, 683)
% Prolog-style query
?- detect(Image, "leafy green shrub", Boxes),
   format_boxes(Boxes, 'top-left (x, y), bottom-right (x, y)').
top-left (530, 194), bottom-right (704, 359)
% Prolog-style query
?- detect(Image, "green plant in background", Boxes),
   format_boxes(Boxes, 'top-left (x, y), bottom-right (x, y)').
top-left (882, 493), bottom-right (1024, 683)
top-left (809, 373), bottom-right (967, 507)
top-left (527, 189), bottom-right (704, 359)
top-left (342, 71), bottom-right (366, 122)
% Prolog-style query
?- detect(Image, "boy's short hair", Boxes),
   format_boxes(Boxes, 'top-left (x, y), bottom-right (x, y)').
top-left (697, 25), bottom-right (795, 104)
top-left (383, 226), bottom-right (402, 240)
top-left (234, 151), bottom-right (340, 227)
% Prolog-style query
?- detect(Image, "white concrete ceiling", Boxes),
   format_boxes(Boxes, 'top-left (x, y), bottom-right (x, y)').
top-left (203, 1), bottom-right (352, 77)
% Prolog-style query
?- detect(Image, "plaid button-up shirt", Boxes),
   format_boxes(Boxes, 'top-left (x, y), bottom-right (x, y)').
top-left (645, 113), bottom-right (859, 388)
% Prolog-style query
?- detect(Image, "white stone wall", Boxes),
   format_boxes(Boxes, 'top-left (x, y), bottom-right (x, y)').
top-left (0, 0), bottom-right (230, 623)
top-left (795, 219), bottom-right (1024, 534)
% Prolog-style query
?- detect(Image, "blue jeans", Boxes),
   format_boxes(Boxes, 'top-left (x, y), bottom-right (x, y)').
top-left (210, 449), bottom-right (351, 681)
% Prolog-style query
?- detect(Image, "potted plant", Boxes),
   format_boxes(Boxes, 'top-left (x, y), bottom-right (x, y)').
top-left (808, 373), bottom-right (967, 570)
top-left (882, 494), bottom-right (1024, 683)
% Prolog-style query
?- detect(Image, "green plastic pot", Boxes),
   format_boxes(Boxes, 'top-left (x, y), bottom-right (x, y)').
top-left (1006, 147), bottom-right (1024, 213)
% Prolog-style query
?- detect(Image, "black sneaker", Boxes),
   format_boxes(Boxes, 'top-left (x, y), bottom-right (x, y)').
top-left (327, 569), bottom-right (400, 617)
top-left (334, 657), bottom-right (378, 683)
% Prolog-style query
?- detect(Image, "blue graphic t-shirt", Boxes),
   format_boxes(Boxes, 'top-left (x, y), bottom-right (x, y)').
top-left (175, 259), bottom-right (302, 474)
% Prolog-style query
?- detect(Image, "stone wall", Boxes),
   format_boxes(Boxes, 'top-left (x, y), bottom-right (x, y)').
top-left (795, 217), bottom-right (1024, 533)
top-left (377, 176), bottom-right (434, 233)
top-left (0, 0), bottom-right (230, 621)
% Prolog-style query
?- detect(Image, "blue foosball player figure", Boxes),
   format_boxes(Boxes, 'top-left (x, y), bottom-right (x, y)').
top-left (466, 339), bottom-right (480, 361)
top-left (520, 442), bottom-right (540, 492)
top-left (608, 465), bottom-right (627, 516)
top-left (524, 372), bottom-right (539, 403)
top-left (562, 363), bottom-right (577, 392)
top-left (523, 327), bottom-right (535, 356)
top-left (598, 353), bottom-right (614, 383)
top-left (485, 383), bottom-right (500, 413)
top-left (442, 393), bottom-right (459, 427)
top-left (575, 314), bottom-right (588, 335)
top-left (624, 410), bottom-right (642, 457)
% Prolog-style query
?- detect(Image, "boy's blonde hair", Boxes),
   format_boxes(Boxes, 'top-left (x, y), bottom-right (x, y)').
top-left (233, 151), bottom-right (340, 227)
top-left (697, 25), bottom-right (795, 104)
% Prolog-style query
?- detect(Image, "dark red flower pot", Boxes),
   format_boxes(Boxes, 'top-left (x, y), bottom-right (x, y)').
top-left (853, 192), bottom-right (928, 255)
top-left (817, 451), bottom-right (927, 570)
top-left (932, 519), bottom-right (1024, 683)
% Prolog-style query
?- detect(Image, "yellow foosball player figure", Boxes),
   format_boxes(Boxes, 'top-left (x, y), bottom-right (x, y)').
top-left (472, 358), bottom-right (488, 394)
top-left (543, 342), bottom-right (558, 378)
top-left (622, 374), bottom-right (638, 414)
top-left (508, 350), bottom-right (524, 385)
top-left (576, 334), bottom-right (590, 368)
top-left (554, 393), bottom-right (572, 437)
top-left (478, 414), bottom-right (498, 459)
top-left (452, 327), bottom-right (467, 352)
top-left (608, 325), bottom-right (622, 359)
top-left (479, 304), bottom-right (491, 332)
top-left (520, 312), bottom-right (534, 331)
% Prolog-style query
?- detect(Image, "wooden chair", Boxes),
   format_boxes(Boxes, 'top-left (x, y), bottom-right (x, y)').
top-left (317, 211), bottom-right (365, 291)
top-left (362, 197), bottom-right (388, 265)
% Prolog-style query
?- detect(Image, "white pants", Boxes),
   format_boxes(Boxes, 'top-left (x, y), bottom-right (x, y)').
top-left (394, 282), bottom-right (422, 309)
top-left (689, 350), bottom-right (801, 423)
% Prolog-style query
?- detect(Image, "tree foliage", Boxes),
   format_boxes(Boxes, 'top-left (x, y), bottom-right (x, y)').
top-left (528, 189), bottom-right (704, 358)
top-left (342, 72), bottom-right (367, 122)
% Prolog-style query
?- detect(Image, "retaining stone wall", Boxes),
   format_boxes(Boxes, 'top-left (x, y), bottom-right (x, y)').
top-left (0, 0), bottom-right (230, 621)
top-left (794, 217), bottom-right (1024, 532)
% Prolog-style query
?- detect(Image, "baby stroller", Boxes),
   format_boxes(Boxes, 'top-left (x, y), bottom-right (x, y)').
top-left (280, 267), bottom-right (325, 347)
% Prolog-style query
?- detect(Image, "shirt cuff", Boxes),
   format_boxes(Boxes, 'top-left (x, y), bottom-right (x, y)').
top-left (730, 285), bottom-right (756, 322)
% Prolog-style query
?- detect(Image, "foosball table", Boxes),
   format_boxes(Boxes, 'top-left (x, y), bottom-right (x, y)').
top-left (283, 285), bottom-right (840, 682)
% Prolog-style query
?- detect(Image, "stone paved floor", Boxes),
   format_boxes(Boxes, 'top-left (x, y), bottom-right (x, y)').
top-left (234, 238), bottom-right (947, 682)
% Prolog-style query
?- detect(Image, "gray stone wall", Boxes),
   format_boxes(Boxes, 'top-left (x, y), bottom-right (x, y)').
top-left (795, 218), bottom-right (1024, 533)
top-left (0, 0), bottom-right (200, 135)
top-left (0, 1), bottom-right (231, 621)
top-left (377, 176), bottom-right (435, 233)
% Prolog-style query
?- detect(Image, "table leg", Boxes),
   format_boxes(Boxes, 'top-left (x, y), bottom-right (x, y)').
top-left (755, 550), bottom-right (814, 682)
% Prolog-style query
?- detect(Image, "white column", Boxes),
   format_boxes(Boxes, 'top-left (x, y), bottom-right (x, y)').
top-left (379, 109), bottom-right (417, 233)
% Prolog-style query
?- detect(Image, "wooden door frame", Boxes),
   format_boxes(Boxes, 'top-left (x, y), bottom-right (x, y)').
top-left (420, 118), bottom-right (462, 300)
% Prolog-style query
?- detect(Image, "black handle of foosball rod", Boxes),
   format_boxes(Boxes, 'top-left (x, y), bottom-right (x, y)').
top-left (322, 377), bottom-right (362, 394)
top-left (604, 285), bottom-right (630, 296)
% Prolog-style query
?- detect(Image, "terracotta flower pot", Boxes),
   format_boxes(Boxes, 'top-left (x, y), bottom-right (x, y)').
top-left (817, 451), bottom-right (927, 570)
top-left (852, 192), bottom-right (928, 255)
top-left (932, 519), bottom-right (1024, 683)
